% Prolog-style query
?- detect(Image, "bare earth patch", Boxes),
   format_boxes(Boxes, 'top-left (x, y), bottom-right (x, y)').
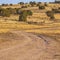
top-left (0, 31), bottom-right (60, 60)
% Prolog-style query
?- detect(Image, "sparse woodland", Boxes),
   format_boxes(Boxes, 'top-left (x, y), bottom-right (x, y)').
top-left (0, 2), bottom-right (60, 23)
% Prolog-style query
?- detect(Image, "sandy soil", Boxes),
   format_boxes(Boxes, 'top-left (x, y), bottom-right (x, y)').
top-left (0, 31), bottom-right (60, 60)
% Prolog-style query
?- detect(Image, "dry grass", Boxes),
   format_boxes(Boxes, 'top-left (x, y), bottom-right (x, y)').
top-left (0, 20), bottom-right (60, 34)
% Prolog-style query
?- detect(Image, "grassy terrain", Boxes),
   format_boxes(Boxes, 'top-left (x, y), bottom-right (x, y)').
top-left (0, 20), bottom-right (60, 34)
top-left (0, 3), bottom-right (60, 39)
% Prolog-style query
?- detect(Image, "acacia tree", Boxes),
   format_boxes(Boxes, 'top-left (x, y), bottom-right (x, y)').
top-left (19, 11), bottom-right (27, 21)
top-left (19, 10), bottom-right (33, 22)
top-left (29, 1), bottom-right (36, 6)
top-left (18, 2), bottom-right (24, 5)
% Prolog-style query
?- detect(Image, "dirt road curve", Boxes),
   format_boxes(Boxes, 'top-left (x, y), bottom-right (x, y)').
top-left (0, 31), bottom-right (60, 60)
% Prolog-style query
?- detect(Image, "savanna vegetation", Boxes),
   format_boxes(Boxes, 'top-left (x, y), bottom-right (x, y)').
top-left (0, 1), bottom-right (60, 23)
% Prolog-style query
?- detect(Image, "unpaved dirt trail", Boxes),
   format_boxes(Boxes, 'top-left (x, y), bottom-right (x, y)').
top-left (0, 31), bottom-right (60, 60)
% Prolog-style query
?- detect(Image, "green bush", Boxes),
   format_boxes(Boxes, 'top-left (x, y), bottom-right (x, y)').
top-left (16, 8), bottom-right (21, 14)
top-left (0, 8), bottom-right (10, 17)
top-left (19, 10), bottom-right (27, 21)
top-left (19, 10), bottom-right (33, 22)
top-left (46, 11), bottom-right (55, 19)
top-left (7, 8), bottom-right (17, 14)
top-left (19, 15), bottom-right (27, 22)
top-left (46, 11), bottom-right (54, 16)
top-left (52, 8), bottom-right (60, 13)
top-left (27, 10), bottom-right (33, 16)
top-left (2, 9), bottom-right (10, 17)
top-left (29, 1), bottom-right (36, 6)
top-left (39, 5), bottom-right (45, 10)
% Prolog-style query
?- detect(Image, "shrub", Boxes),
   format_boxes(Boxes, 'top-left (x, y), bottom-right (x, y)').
top-left (7, 8), bottom-right (17, 14)
top-left (19, 11), bottom-right (27, 21)
top-left (21, 6), bottom-right (27, 8)
top-left (19, 10), bottom-right (33, 16)
top-left (0, 8), bottom-right (10, 17)
top-left (27, 10), bottom-right (33, 16)
top-left (19, 10), bottom-right (33, 22)
top-left (52, 8), bottom-right (60, 13)
top-left (16, 8), bottom-right (21, 14)
top-left (46, 11), bottom-right (55, 19)
top-left (2, 4), bottom-right (8, 6)
top-left (39, 5), bottom-right (45, 10)
top-left (2, 9), bottom-right (10, 17)
top-left (19, 15), bottom-right (27, 22)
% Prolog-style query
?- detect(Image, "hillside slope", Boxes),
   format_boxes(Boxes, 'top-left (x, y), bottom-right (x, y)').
top-left (0, 31), bottom-right (60, 60)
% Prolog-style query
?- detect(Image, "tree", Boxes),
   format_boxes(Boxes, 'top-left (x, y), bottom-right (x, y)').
top-left (29, 1), bottom-right (36, 6)
top-left (2, 4), bottom-right (8, 6)
top-left (16, 8), bottom-right (21, 14)
top-left (19, 10), bottom-right (33, 22)
top-left (18, 2), bottom-right (24, 5)
top-left (19, 10), bottom-right (27, 21)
